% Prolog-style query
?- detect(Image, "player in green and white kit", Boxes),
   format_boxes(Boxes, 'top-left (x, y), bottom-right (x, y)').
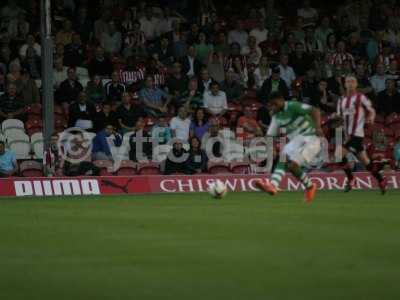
top-left (256, 92), bottom-right (324, 203)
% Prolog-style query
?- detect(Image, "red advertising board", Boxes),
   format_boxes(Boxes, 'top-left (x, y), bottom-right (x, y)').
top-left (1, 172), bottom-right (399, 197)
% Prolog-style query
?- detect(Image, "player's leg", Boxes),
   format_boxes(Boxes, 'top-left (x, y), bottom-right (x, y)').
top-left (256, 136), bottom-right (303, 195)
top-left (286, 160), bottom-right (317, 203)
top-left (284, 135), bottom-right (318, 202)
top-left (256, 135), bottom-right (304, 195)
top-left (356, 150), bottom-right (387, 194)
top-left (338, 145), bottom-right (355, 192)
top-left (256, 161), bottom-right (285, 195)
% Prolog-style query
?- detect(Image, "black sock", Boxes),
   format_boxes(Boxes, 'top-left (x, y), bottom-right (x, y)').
top-left (366, 163), bottom-right (384, 182)
top-left (342, 157), bottom-right (354, 181)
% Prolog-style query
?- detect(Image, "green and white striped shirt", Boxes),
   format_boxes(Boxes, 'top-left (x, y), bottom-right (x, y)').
top-left (267, 101), bottom-right (316, 140)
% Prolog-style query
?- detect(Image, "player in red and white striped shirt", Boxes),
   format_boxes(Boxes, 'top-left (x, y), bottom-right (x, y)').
top-left (336, 75), bottom-right (387, 193)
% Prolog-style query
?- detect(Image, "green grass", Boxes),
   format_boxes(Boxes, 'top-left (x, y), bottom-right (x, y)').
top-left (1, 191), bottom-right (400, 300)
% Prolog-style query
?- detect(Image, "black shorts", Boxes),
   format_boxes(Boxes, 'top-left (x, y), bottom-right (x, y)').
top-left (344, 136), bottom-right (365, 154)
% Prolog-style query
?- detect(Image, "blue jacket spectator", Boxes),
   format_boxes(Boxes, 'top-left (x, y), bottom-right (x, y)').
top-left (139, 76), bottom-right (171, 117)
top-left (0, 141), bottom-right (18, 177)
top-left (92, 125), bottom-right (122, 161)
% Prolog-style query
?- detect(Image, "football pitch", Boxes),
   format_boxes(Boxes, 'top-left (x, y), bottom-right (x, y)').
top-left (1, 191), bottom-right (400, 300)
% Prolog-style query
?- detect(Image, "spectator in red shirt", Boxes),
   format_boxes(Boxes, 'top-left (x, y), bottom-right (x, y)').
top-left (237, 106), bottom-right (263, 142)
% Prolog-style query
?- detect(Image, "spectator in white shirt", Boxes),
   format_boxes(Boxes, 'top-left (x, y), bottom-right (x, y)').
top-left (228, 20), bottom-right (249, 49)
top-left (19, 34), bottom-right (41, 59)
top-left (156, 7), bottom-right (182, 36)
top-left (370, 63), bottom-right (388, 94)
top-left (254, 56), bottom-right (271, 89)
top-left (53, 56), bottom-right (67, 89)
top-left (241, 36), bottom-right (262, 65)
top-left (203, 82), bottom-right (228, 116)
top-left (94, 11), bottom-right (111, 41)
top-left (170, 106), bottom-right (191, 142)
top-left (249, 18), bottom-right (268, 46)
top-left (297, 0), bottom-right (318, 25)
top-left (278, 54), bottom-right (296, 89)
top-left (140, 7), bottom-right (159, 41)
top-left (100, 22), bottom-right (122, 55)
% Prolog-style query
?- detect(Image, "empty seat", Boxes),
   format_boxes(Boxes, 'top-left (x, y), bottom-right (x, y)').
top-left (31, 132), bottom-right (44, 159)
top-left (230, 162), bottom-right (250, 174)
top-left (93, 160), bottom-right (115, 175)
top-left (207, 162), bottom-right (231, 174)
top-left (8, 141), bottom-right (31, 159)
top-left (116, 160), bottom-right (137, 175)
top-left (137, 162), bottom-right (160, 175)
top-left (2, 119), bottom-right (25, 133)
top-left (5, 129), bottom-right (29, 143)
top-left (20, 160), bottom-right (43, 177)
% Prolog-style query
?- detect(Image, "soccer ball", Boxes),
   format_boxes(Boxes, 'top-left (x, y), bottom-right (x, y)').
top-left (208, 180), bottom-right (228, 199)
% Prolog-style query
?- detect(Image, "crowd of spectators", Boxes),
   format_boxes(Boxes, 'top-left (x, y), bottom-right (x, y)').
top-left (1, 0), bottom-right (400, 176)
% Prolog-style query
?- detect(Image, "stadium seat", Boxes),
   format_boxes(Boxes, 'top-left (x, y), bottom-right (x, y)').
top-left (137, 162), bottom-right (161, 175)
top-left (1, 119), bottom-right (25, 133)
top-left (31, 132), bottom-right (44, 159)
top-left (4, 128), bottom-right (29, 143)
top-left (20, 160), bottom-right (43, 177)
top-left (230, 162), bottom-right (250, 174)
top-left (93, 160), bottom-right (115, 176)
top-left (115, 160), bottom-right (137, 175)
top-left (8, 140), bottom-right (31, 159)
top-left (207, 162), bottom-right (231, 174)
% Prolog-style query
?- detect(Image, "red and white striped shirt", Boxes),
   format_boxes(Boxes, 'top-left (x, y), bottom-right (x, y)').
top-left (337, 92), bottom-right (373, 138)
top-left (330, 52), bottom-right (355, 68)
top-left (119, 68), bottom-right (145, 85)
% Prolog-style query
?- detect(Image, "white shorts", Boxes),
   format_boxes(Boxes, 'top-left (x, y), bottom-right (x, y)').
top-left (283, 135), bottom-right (322, 166)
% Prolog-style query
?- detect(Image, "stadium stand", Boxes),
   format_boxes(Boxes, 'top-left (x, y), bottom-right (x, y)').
top-left (0, 0), bottom-right (399, 177)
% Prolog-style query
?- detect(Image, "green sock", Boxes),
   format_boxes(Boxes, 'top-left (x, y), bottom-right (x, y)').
top-left (270, 162), bottom-right (286, 189)
top-left (291, 168), bottom-right (313, 189)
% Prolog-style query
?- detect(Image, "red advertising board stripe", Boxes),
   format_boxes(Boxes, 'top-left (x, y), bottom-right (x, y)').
top-left (2, 172), bottom-right (400, 197)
